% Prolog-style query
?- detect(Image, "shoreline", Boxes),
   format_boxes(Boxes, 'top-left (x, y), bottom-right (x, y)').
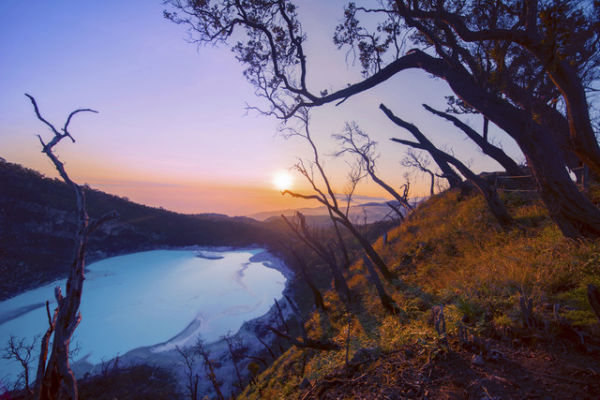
top-left (65, 246), bottom-right (296, 396)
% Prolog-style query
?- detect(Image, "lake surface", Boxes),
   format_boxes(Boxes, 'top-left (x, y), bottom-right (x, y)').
top-left (0, 249), bottom-right (287, 385)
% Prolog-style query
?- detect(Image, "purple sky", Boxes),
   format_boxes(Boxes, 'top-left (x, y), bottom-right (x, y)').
top-left (0, 0), bottom-right (523, 216)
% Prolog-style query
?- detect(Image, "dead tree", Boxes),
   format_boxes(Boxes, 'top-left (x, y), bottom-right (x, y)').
top-left (282, 213), bottom-right (352, 303)
top-left (274, 299), bottom-right (290, 333)
top-left (34, 302), bottom-right (57, 399)
top-left (195, 339), bottom-right (224, 400)
top-left (175, 346), bottom-right (200, 400)
top-left (26, 94), bottom-right (118, 400)
top-left (222, 333), bottom-right (245, 393)
top-left (333, 122), bottom-right (413, 215)
top-left (254, 333), bottom-right (277, 360)
top-left (288, 247), bottom-right (326, 311)
top-left (2, 335), bottom-right (37, 396)
top-left (422, 104), bottom-right (524, 177)
top-left (267, 296), bottom-right (340, 352)
top-left (401, 149), bottom-right (444, 197)
top-left (281, 110), bottom-right (394, 281)
top-left (361, 256), bottom-right (399, 314)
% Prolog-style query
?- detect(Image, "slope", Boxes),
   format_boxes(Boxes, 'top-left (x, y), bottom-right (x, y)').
top-left (239, 184), bottom-right (600, 399)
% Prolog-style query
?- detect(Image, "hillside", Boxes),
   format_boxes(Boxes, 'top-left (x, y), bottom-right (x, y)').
top-left (238, 185), bottom-right (600, 399)
top-left (0, 161), bottom-right (282, 300)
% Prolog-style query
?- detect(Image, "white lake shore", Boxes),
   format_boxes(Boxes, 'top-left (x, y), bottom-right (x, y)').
top-left (0, 247), bottom-right (294, 392)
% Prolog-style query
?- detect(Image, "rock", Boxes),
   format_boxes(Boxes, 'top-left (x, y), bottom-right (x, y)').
top-left (299, 377), bottom-right (311, 390)
top-left (471, 354), bottom-right (485, 366)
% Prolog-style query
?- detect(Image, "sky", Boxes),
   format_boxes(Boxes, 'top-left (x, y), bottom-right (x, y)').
top-left (0, 0), bottom-right (524, 216)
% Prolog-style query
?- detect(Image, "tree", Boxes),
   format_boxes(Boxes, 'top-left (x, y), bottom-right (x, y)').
top-left (26, 94), bottom-right (117, 400)
top-left (194, 339), bottom-right (224, 400)
top-left (267, 296), bottom-right (340, 351)
top-left (2, 335), bottom-right (38, 396)
top-left (279, 110), bottom-right (394, 281)
top-left (384, 103), bottom-right (514, 228)
top-left (175, 346), bottom-right (200, 400)
top-left (287, 247), bottom-right (326, 311)
top-left (380, 104), bottom-right (463, 188)
top-left (333, 122), bottom-right (413, 215)
top-left (421, 104), bottom-right (524, 177)
top-left (165, 0), bottom-right (600, 238)
top-left (282, 212), bottom-right (352, 303)
top-left (401, 149), bottom-right (443, 197)
top-left (222, 333), bottom-right (246, 393)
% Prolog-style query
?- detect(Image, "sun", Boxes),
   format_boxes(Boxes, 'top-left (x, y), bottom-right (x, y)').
top-left (273, 171), bottom-right (293, 191)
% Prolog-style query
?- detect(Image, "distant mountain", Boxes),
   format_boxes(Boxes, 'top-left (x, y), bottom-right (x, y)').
top-left (249, 200), bottom-right (417, 226)
top-left (0, 160), bottom-right (282, 300)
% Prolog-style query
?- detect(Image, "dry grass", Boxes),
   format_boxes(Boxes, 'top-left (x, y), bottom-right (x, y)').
top-left (239, 187), bottom-right (600, 399)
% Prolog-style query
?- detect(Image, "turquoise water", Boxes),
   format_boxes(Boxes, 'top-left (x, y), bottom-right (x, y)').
top-left (0, 249), bottom-right (286, 385)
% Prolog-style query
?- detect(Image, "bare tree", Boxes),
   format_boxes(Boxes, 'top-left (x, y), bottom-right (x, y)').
top-left (392, 136), bottom-right (513, 229)
top-left (401, 149), bottom-right (443, 197)
top-left (175, 346), bottom-right (199, 400)
top-left (34, 301), bottom-right (58, 398)
top-left (2, 335), bottom-right (38, 396)
top-left (282, 213), bottom-right (352, 303)
top-left (222, 333), bottom-right (246, 393)
top-left (195, 339), bottom-right (224, 400)
top-left (288, 247), bottom-right (326, 311)
top-left (378, 102), bottom-right (513, 228)
top-left (281, 111), bottom-right (394, 281)
top-left (267, 295), bottom-right (340, 351)
top-left (361, 256), bottom-right (399, 314)
top-left (26, 94), bottom-right (117, 400)
top-left (333, 122), bottom-right (413, 215)
top-left (380, 104), bottom-right (463, 187)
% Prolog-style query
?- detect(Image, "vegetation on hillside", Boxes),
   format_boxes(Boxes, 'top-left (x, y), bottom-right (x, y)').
top-left (238, 186), bottom-right (600, 399)
top-left (0, 160), bottom-right (282, 300)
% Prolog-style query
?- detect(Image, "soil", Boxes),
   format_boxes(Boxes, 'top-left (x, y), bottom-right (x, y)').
top-left (298, 337), bottom-right (600, 400)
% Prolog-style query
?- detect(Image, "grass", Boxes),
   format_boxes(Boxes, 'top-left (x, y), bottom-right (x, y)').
top-left (238, 186), bottom-right (600, 399)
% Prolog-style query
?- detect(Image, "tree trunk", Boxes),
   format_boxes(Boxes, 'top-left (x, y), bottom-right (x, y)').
top-left (520, 135), bottom-right (600, 238)
top-left (334, 216), bottom-right (395, 282)
top-left (362, 256), bottom-right (398, 314)
top-left (290, 249), bottom-right (326, 311)
top-left (422, 104), bottom-right (523, 177)
top-left (366, 165), bottom-right (412, 212)
top-left (407, 51), bottom-right (600, 238)
top-left (380, 104), bottom-right (463, 187)
top-left (393, 137), bottom-right (513, 229)
top-left (328, 209), bottom-right (351, 269)
top-left (40, 221), bottom-right (87, 400)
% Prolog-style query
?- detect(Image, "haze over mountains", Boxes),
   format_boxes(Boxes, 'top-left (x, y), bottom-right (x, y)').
top-left (249, 202), bottom-right (406, 225)
top-left (0, 160), bottom-right (277, 300)
top-left (0, 160), bottom-right (407, 300)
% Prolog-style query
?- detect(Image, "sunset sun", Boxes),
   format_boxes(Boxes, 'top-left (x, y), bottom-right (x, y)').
top-left (273, 171), bottom-right (293, 191)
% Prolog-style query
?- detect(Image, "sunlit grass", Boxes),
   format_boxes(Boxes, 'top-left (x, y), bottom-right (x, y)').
top-left (239, 187), bottom-right (600, 399)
